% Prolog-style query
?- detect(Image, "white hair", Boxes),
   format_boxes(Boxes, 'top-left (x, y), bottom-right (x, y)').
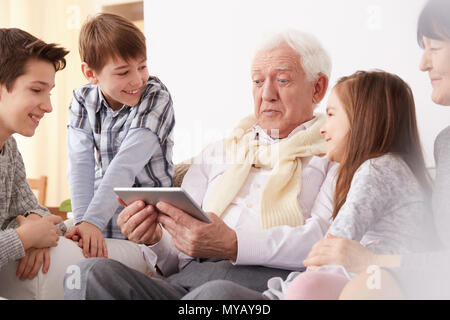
top-left (253, 29), bottom-right (332, 82)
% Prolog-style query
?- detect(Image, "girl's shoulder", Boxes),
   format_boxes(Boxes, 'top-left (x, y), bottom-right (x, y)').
top-left (348, 154), bottom-right (425, 208)
top-left (360, 153), bottom-right (407, 171)
top-left (355, 154), bottom-right (413, 185)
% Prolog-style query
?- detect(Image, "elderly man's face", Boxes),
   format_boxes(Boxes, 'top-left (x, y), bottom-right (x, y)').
top-left (251, 42), bottom-right (320, 138)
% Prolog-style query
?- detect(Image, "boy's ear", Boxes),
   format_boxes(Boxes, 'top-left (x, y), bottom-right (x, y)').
top-left (0, 84), bottom-right (6, 102)
top-left (81, 62), bottom-right (98, 85)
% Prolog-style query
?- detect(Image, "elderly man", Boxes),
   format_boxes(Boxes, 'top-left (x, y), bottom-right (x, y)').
top-left (64, 29), bottom-right (337, 300)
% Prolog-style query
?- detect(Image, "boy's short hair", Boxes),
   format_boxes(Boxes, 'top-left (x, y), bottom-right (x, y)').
top-left (79, 13), bottom-right (147, 72)
top-left (0, 28), bottom-right (69, 91)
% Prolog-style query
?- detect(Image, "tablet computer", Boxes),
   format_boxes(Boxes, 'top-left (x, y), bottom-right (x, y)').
top-left (113, 187), bottom-right (211, 223)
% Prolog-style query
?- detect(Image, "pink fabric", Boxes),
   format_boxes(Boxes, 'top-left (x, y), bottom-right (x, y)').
top-left (284, 270), bottom-right (350, 300)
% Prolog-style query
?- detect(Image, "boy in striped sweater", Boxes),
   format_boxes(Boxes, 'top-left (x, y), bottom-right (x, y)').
top-left (0, 28), bottom-right (68, 277)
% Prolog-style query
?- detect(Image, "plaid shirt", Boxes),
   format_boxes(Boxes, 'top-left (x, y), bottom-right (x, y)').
top-left (68, 76), bottom-right (175, 239)
top-left (0, 136), bottom-right (52, 269)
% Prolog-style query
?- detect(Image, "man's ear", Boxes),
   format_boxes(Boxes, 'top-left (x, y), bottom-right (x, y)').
top-left (81, 62), bottom-right (98, 85)
top-left (312, 73), bottom-right (329, 104)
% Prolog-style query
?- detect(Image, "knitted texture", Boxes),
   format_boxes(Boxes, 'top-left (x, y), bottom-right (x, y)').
top-left (204, 114), bottom-right (326, 229)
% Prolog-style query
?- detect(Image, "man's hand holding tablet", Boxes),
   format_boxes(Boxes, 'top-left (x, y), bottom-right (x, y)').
top-left (114, 187), bottom-right (238, 260)
top-left (116, 198), bottom-right (162, 246)
top-left (114, 187), bottom-right (211, 223)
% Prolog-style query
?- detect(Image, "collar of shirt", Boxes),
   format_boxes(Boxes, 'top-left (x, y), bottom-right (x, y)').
top-left (252, 116), bottom-right (317, 144)
top-left (94, 76), bottom-right (155, 114)
top-left (96, 86), bottom-right (129, 115)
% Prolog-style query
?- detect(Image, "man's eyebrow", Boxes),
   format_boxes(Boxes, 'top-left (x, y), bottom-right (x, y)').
top-left (275, 66), bottom-right (293, 71)
top-left (251, 66), bottom-right (294, 72)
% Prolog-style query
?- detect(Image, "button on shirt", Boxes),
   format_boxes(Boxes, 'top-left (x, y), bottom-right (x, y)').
top-left (142, 117), bottom-right (337, 275)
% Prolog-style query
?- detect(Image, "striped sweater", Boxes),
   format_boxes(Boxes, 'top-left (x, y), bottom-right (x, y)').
top-left (0, 136), bottom-right (51, 269)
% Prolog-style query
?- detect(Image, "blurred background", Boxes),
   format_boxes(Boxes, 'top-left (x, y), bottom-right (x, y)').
top-left (1, 0), bottom-right (449, 208)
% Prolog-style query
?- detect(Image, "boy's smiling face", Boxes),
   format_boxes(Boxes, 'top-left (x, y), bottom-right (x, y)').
top-left (83, 55), bottom-right (149, 110)
top-left (0, 58), bottom-right (55, 142)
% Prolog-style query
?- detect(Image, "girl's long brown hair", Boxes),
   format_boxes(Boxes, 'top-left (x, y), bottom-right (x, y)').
top-left (332, 70), bottom-right (432, 219)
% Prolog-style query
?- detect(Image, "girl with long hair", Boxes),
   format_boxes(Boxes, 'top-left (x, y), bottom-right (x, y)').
top-left (296, 0), bottom-right (450, 300)
top-left (281, 70), bottom-right (437, 300)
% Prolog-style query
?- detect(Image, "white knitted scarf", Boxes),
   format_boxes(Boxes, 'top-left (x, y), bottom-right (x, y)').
top-left (204, 113), bottom-right (327, 229)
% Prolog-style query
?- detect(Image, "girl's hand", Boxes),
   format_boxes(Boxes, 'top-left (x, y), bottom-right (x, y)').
top-left (303, 234), bottom-right (377, 274)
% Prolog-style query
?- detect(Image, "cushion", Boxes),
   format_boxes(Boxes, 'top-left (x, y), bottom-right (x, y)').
top-left (173, 161), bottom-right (192, 187)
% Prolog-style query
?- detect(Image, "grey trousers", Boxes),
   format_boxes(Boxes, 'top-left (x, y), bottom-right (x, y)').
top-left (182, 280), bottom-right (264, 300)
top-left (64, 257), bottom-right (295, 300)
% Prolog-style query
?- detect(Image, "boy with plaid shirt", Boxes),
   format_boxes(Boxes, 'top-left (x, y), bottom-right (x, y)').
top-left (65, 13), bottom-right (175, 258)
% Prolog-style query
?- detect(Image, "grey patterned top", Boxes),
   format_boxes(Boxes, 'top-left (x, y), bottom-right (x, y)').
top-left (432, 125), bottom-right (450, 246)
top-left (0, 136), bottom-right (51, 269)
top-left (381, 126), bottom-right (450, 299)
top-left (328, 153), bottom-right (435, 254)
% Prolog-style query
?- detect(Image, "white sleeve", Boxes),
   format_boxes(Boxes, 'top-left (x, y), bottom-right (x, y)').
top-left (235, 163), bottom-right (337, 270)
top-left (142, 227), bottom-right (180, 276)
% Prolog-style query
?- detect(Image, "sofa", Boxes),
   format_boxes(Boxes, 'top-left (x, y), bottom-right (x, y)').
top-left (0, 163), bottom-right (192, 300)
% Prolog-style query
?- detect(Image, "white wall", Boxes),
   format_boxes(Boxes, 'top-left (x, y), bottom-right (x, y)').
top-left (144, 0), bottom-right (450, 167)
